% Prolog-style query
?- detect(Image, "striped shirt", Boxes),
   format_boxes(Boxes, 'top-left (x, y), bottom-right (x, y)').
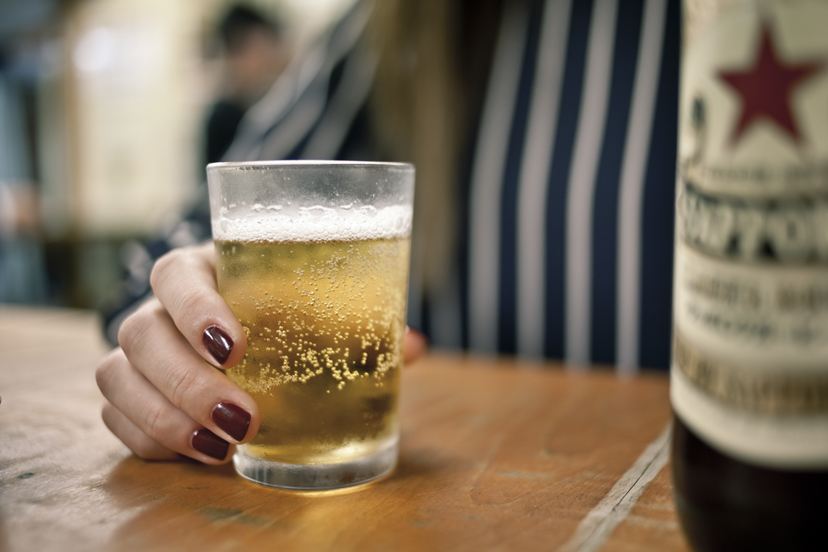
top-left (107, 0), bottom-right (680, 371)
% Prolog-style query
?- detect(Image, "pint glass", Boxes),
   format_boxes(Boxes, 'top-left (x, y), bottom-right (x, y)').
top-left (206, 161), bottom-right (414, 490)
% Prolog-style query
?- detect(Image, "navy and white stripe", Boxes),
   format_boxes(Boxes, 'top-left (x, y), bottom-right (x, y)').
top-left (225, 0), bottom-right (375, 163)
top-left (616, 0), bottom-right (670, 372)
top-left (515, 0), bottom-right (573, 359)
top-left (564, 0), bottom-right (619, 368)
top-left (463, 0), bottom-right (678, 370)
top-left (106, 0), bottom-right (680, 371)
top-left (467, 0), bottom-right (529, 354)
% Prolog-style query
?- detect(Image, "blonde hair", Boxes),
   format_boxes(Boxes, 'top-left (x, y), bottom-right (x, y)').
top-left (367, 0), bottom-right (501, 295)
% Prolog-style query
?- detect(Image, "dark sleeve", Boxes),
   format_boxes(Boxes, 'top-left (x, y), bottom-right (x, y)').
top-left (100, 191), bottom-right (212, 346)
top-left (205, 100), bottom-right (247, 164)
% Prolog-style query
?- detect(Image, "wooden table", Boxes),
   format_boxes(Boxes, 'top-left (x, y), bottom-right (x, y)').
top-left (0, 307), bottom-right (689, 551)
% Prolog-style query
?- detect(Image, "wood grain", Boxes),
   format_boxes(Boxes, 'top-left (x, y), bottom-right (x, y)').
top-left (0, 307), bottom-right (689, 551)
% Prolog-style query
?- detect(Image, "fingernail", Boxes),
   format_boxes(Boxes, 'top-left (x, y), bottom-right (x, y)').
top-left (211, 402), bottom-right (251, 442)
top-left (203, 325), bottom-right (233, 366)
top-left (191, 428), bottom-right (229, 460)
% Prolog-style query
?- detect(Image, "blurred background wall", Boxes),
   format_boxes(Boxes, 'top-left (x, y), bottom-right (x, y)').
top-left (0, 0), bottom-right (353, 310)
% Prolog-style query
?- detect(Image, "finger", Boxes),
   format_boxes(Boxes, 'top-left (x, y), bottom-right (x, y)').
top-left (97, 350), bottom-right (236, 464)
top-left (403, 327), bottom-right (428, 365)
top-left (101, 401), bottom-right (179, 461)
top-left (104, 402), bottom-right (237, 464)
top-left (115, 304), bottom-right (260, 444)
top-left (150, 242), bottom-right (247, 369)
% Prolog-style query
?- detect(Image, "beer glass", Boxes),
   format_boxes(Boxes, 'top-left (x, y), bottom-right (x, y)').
top-left (207, 161), bottom-right (414, 490)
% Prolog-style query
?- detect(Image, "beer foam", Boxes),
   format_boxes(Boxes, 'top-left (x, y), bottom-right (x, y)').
top-left (212, 204), bottom-right (412, 243)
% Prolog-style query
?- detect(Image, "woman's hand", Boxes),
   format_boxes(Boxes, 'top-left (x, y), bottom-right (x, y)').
top-left (403, 326), bottom-right (428, 365)
top-left (96, 241), bottom-right (427, 464)
top-left (96, 242), bottom-right (254, 463)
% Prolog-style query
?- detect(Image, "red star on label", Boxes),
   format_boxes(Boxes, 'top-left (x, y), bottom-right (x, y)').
top-left (718, 24), bottom-right (823, 145)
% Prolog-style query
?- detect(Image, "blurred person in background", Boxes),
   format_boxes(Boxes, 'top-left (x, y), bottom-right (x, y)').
top-left (106, 2), bottom-right (291, 342)
top-left (98, 0), bottom-right (680, 463)
top-left (205, 3), bottom-right (291, 165)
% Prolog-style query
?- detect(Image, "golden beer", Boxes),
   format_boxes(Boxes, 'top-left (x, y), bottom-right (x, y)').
top-left (207, 160), bottom-right (414, 489)
top-left (216, 236), bottom-right (410, 466)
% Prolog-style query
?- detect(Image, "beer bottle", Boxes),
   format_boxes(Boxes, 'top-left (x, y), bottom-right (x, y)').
top-left (671, 1), bottom-right (828, 550)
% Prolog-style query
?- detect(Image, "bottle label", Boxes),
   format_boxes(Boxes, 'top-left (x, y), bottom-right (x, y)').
top-left (673, 0), bottom-right (828, 468)
top-left (674, 243), bottom-right (828, 410)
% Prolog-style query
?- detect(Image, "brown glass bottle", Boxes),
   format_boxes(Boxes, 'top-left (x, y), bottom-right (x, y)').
top-left (672, 414), bottom-right (828, 552)
top-left (672, 1), bottom-right (828, 549)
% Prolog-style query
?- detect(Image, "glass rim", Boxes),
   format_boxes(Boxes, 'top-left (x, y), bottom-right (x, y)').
top-left (207, 160), bottom-right (414, 172)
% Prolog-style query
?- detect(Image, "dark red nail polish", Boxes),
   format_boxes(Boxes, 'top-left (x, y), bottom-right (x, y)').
top-left (212, 402), bottom-right (251, 442)
top-left (203, 325), bottom-right (233, 365)
top-left (191, 428), bottom-right (229, 460)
